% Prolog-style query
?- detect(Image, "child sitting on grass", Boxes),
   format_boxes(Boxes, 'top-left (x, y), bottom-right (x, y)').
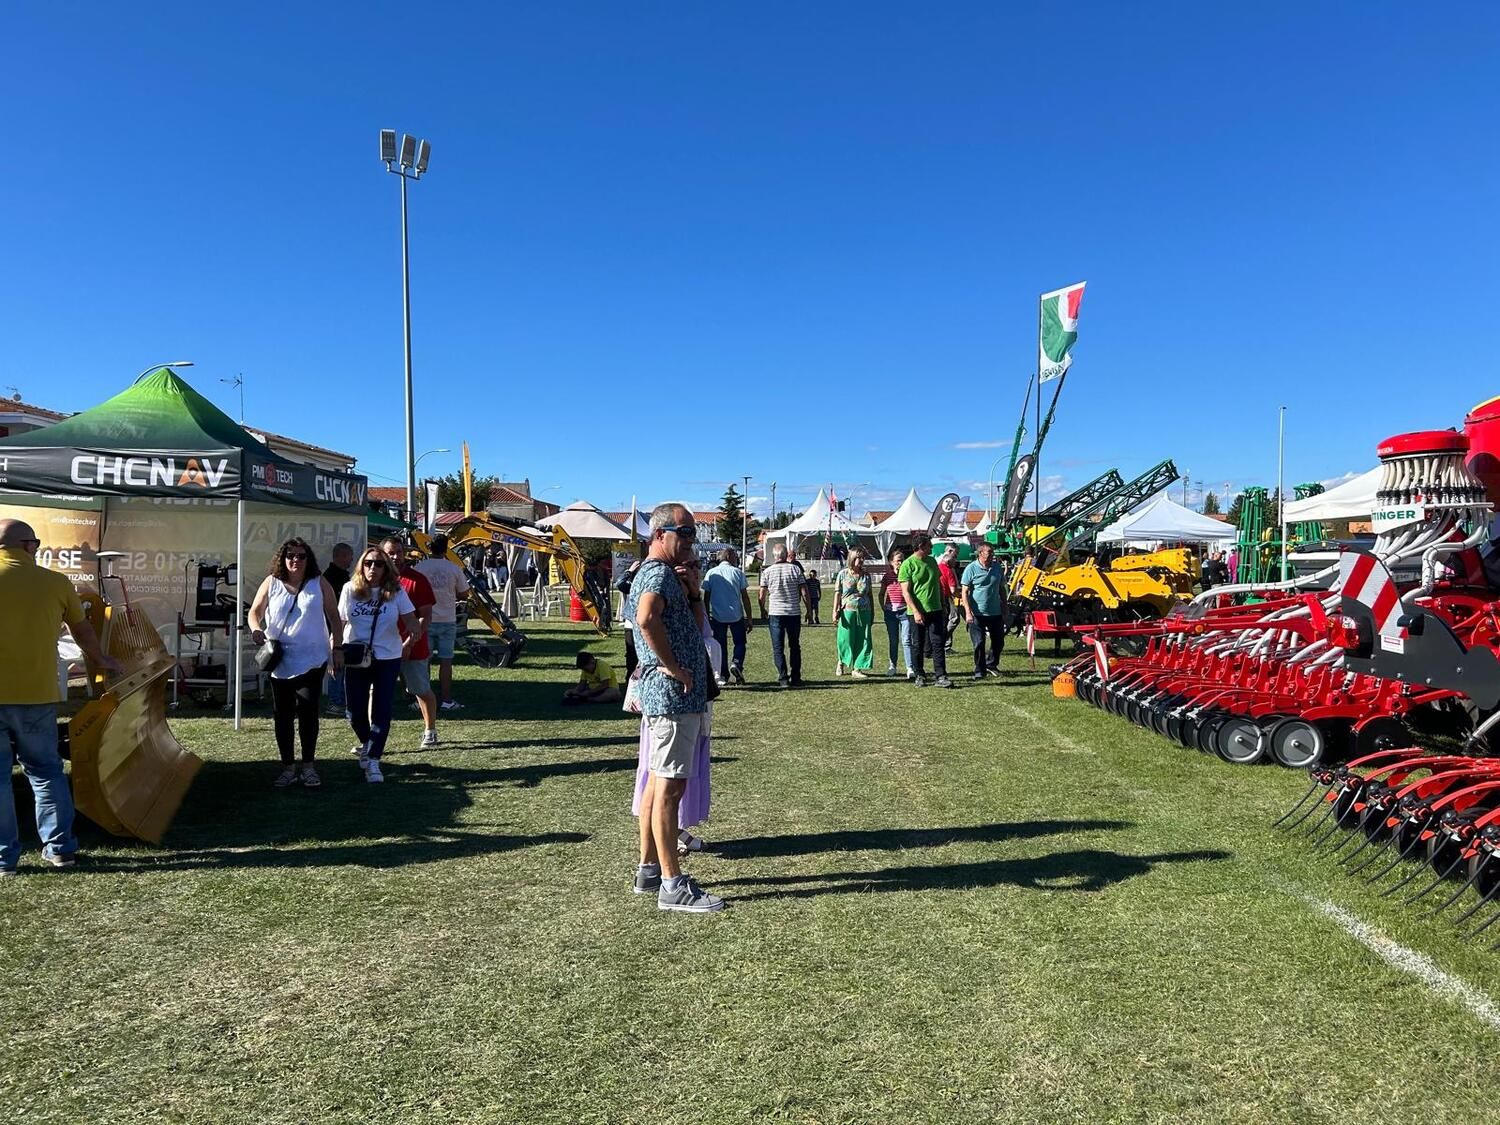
top-left (563, 651), bottom-right (623, 705)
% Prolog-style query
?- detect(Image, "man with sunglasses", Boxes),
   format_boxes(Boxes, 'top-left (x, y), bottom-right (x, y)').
top-left (630, 504), bottom-right (723, 912)
top-left (0, 519), bottom-right (121, 875)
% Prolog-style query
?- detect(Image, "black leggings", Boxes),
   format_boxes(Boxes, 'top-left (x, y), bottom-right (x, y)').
top-left (270, 664), bottom-right (326, 764)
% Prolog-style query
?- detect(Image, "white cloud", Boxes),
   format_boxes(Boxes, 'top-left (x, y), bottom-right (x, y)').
top-left (952, 440), bottom-right (1004, 450)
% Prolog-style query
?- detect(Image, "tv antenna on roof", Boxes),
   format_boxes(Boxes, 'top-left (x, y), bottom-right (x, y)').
top-left (5, 386), bottom-right (20, 400)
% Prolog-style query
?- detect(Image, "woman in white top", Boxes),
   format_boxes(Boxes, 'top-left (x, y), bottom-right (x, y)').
top-left (248, 538), bottom-right (343, 789)
top-left (337, 547), bottom-right (418, 783)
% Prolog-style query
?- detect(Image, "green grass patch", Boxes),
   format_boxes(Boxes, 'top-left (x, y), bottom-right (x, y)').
top-left (3, 620), bottom-right (1499, 1123)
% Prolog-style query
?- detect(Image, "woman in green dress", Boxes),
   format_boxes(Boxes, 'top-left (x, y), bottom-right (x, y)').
top-left (832, 549), bottom-right (875, 678)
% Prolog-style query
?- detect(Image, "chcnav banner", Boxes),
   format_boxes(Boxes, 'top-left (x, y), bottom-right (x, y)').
top-left (0, 446), bottom-right (366, 512)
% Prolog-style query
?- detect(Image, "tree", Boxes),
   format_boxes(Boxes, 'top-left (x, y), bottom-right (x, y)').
top-left (1224, 491), bottom-right (1244, 530)
top-left (433, 473), bottom-right (499, 514)
top-left (1202, 491), bottom-right (1221, 516)
top-left (717, 484), bottom-right (744, 546)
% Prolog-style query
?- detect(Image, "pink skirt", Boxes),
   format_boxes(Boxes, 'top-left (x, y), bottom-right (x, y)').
top-left (630, 705), bottom-right (711, 830)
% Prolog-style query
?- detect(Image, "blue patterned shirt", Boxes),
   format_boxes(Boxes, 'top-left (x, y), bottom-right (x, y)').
top-left (629, 558), bottom-right (707, 715)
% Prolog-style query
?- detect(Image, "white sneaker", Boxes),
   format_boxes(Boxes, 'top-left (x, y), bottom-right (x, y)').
top-left (440, 700), bottom-right (464, 712)
top-left (834, 662), bottom-right (846, 676)
top-left (350, 743), bottom-right (366, 758)
top-left (366, 760), bottom-right (384, 783)
top-left (420, 729), bottom-right (439, 749)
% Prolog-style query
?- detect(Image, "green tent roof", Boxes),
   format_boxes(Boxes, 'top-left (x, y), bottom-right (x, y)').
top-left (6, 368), bottom-right (271, 453)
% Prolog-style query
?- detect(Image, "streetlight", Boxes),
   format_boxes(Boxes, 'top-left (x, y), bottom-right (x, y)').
top-left (380, 128), bottom-right (433, 520)
top-left (987, 453), bottom-right (1007, 521)
top-left (134, 360), bottom-right (193, 383)
top-left (741, 474), bottom-right (751, 562)
top-left (414, 447), bottom-right (450, 474)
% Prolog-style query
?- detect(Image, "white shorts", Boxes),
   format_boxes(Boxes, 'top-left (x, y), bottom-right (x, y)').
top-left (645, 712), bottom-right (705, 779)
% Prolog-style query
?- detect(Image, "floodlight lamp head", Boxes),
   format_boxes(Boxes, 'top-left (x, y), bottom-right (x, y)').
top-left (415, 138), bottom-right (430, 175)
top-left (399, 134), bottom-right (416, 169)
top-left (380, 129), bottom-right (397, 164)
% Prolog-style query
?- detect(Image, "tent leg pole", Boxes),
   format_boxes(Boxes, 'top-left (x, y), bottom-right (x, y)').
top-left (234, 499), bottom-right (244, 732)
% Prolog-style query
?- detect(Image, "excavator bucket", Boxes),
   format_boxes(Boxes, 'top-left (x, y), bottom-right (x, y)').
top-left (65, 579), bottom-right (200, 843)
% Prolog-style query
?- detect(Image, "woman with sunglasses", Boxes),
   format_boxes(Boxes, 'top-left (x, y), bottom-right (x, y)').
top-left (338, 548), bottom-right (418, 783)
top-left (248, 538), bottom-right (344, 788)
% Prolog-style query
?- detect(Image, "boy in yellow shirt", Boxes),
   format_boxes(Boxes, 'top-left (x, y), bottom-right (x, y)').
top-left (562, 652), bottom-right (622, 705)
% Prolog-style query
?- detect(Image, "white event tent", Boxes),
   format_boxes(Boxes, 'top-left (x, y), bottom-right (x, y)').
top-left (1097, 494), bottom-right (1237, 547)
top-left (762, 489), bottom-right (877, 561)
top-left (870, 487), bottom-right (934, 557)
top-left (1282, 468), bottom-right (1381, 522)
top-left (537, 500), bottom-right (633, 541)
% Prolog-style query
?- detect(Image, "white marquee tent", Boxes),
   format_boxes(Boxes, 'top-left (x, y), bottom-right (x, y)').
top-left (1282, 468), bottom-right (1381, 522)
top-left (870, 487), bottom-right (934, 557)
top-left (1097, 494), bottom-right (1237, 546)
top-left (537, 500), bottom-right (633, 540)
top-left (762, 489), bottom-right (878, 560)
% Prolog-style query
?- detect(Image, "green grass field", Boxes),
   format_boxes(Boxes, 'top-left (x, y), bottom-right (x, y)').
top-left (4, 617), bottom-right (1500, 1123)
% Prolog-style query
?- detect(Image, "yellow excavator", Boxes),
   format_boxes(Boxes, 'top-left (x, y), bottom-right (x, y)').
top-left (1007, 460), bottom-right (1198, 627)
top-left (409, 513), bottom-right (610, 667)
top-left (62, 572), bottom-right (201, 843)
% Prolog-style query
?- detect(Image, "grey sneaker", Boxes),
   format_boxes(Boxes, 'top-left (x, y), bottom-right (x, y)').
top-left (42, 851), bottom-right (77, 869)
top-left (935, 676), bottom-right (958, 689)
top-left (420, 729), bottom-right (439, 749)
top-left (366, 759), bottom-right (384, 783)
top-left (658, 875), bottom-right (725, 913)
top-left (633, 864), bottom-right (662, 894)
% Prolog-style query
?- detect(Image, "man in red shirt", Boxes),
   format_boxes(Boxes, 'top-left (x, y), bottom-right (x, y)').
top-left (381, 537), bottom-right (439, 749)
top-left (937, 544), bottom-right (961, 653)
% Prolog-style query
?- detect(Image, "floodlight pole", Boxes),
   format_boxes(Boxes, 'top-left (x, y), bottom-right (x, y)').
top-left (1278, 405), bottom-right (1288, 580)
top-left (382, 130), bottom-right (431, 522)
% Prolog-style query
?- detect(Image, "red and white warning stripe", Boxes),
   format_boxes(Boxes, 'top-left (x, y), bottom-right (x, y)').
top-left (1089, 636), bottom-right (1110, 682)
top-left (1337, 552), bottom-right (1405, 641)
top-left (1025, 621), bottom-right (1036, 657)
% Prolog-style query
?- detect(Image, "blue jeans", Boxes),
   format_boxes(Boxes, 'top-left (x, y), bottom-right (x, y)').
top-left (324, 666), bottom-right (346, 710)
top-left (767, 615), bottom-right (802, 683)
top-left (709, 619), bottom-right (747, 680)
top-left (345, 659), bottom-right (401, 760)
top-left (883, 606), bottom-right (912, 672)
top-left (0, 703), bottom-right (75, 870)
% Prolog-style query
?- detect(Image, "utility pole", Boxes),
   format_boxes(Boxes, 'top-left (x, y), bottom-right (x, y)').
top-left (740, 474), bottom-right (750, 561)
top-left (770, 482), bottom-right (777, 530)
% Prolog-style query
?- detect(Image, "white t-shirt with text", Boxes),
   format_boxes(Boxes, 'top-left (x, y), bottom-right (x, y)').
top-left (339, 586), bottom-right (417, 661)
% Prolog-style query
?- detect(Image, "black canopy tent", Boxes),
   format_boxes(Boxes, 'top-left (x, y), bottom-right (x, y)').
top-left (0, 368), bottom-right (369, 728)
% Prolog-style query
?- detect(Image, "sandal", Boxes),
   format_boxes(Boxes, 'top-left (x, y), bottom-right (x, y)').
top-left (273, 766), bottom-right (298, 788)
top-left (677, 831), bottom-right (705, 855)
top-left (299, 764), bottom-right (322, 788)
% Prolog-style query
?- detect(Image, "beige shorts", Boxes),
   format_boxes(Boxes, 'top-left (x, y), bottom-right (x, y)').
top-left (645, 712), bottom-right (705, 779)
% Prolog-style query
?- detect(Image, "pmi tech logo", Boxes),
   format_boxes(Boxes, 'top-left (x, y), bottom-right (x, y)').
top-left (70, 454), bottom-right (231, 490)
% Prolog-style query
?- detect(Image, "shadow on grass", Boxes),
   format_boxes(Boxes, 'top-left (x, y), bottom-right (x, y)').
top-left (710, 819), bottom-right (1133, 860)
top-left (721, 848), bottom-right (1232, 900)
top-left (83, 827), bottom-right (589, 872)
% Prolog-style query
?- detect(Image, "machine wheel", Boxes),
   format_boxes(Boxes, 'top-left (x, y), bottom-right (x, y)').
top-left (1195, 713), bottom-right (1227, 755)
top-left (1269, 718), bottom-right (1327, 769)
top-left (1469, 852), bottom-right (1500, 898)
top-left (1352, 716), bottom-right (1412, 759)
top-left (1215, 716), bottom-right (1267, 765)
top-left (1165, 712), bottom-right (1186, 746)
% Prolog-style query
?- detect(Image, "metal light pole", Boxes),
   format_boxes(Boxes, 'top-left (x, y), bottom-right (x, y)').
top-left (381, 129), bottom-right (432, 520)
top-left (740, 474), bottom-right (751, 562)
top-left (770, 482), bottom-right (778, 530)
top-left (133, 360), bottom-right (193, 383)
top-left (987, 453), bottom-right (1006, 522)
top-left (1277, 405), bottom-right (1288, 580)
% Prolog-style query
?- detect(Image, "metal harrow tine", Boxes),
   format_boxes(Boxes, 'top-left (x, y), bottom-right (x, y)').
top-left (1300, 796), bottom-right (1343, 837)
top-left (1450, 874), bottom-right (1499, 926)
top-left (1463, 902), bottom-right (1500, 939)
top-left (1327, 826), bottom-right (1369, 859)
top-left (1273, 781), bottom-right (1321, 828)
top-left (1346, 830), bottom-right (1400, 876)
top-left (1431, 855), bottom-right (1490, 917)
top-left (1404, 852), bottom-right (1466, 905)
top-left (1339, 808), bottom-right (1387, 866)
top-left (1362, 831), bottom-right (1425, 884)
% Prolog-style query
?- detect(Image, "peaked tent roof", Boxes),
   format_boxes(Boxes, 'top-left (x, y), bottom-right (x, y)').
top-left (871, 488), bottom-right (933, 534)
top-left (537, 500), bottom-right (633, 540)
top-left (1283, 468), bottom-right (1381, 522)
top-left (781, 489), bottom-right (868, 534)
top-left (1097, 494), bottom-right (1237, 544)
top-left (0, 368), bottom-right (367, 511)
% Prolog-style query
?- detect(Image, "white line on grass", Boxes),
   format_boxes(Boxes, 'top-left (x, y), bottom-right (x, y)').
top-left (1289, 886), bottom-right (1500, 1034)
top-left (993, 697), bottom-right (1097, 756)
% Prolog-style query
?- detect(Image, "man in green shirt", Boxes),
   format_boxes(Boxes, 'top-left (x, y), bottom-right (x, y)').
top-left (896, 534), bottom-right (955, 688)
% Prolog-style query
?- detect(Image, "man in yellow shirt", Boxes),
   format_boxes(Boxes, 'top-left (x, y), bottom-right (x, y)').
top-left (562, 651), bottom-right (622, 705)
top-left (0, 519), bottom-right (120, 875)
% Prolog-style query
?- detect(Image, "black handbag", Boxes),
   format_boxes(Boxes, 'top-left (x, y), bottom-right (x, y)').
top-left (340, 596), bottom-right (384, 669)
top-left (254, 586), bottom-right (300, 672)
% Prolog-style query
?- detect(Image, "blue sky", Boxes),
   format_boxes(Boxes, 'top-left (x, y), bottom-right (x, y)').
top-left (3, 3), bottom-right (1496, 520)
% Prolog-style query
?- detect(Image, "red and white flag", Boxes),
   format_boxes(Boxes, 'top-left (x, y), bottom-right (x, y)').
top-left (1090, 637), bottom-right (1110, 682)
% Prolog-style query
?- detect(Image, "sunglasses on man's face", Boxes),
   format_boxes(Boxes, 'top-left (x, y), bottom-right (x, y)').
top-left (658, 524), bottom-right (697, 541)
top-left (21, 538), bottom-right (40, 549)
